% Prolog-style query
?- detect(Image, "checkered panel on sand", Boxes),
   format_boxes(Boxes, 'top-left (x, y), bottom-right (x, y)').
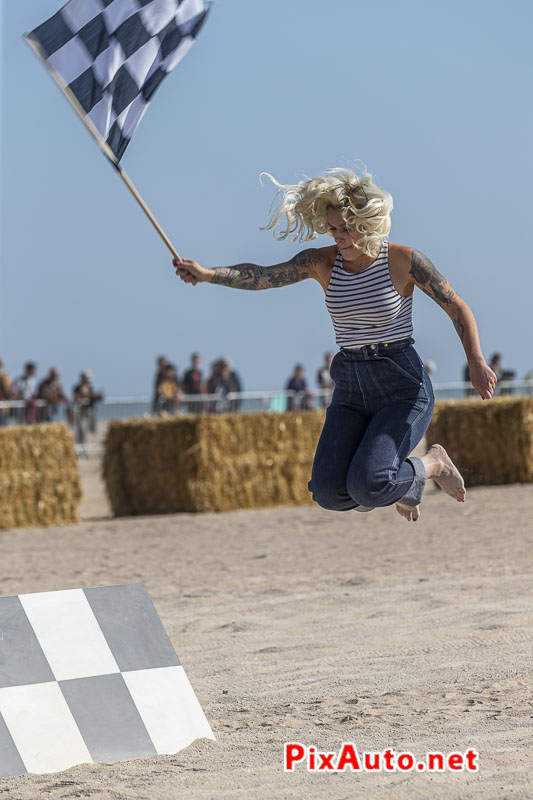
top-left (0, 582), bottom-right (214, 777)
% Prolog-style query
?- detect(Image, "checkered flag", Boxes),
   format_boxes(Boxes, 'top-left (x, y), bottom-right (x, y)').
top-left (25, 0), bottom-right (210, 163)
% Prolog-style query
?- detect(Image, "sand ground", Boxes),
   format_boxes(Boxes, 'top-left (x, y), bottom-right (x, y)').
top-left (1, 454), bottom-right (532, 799)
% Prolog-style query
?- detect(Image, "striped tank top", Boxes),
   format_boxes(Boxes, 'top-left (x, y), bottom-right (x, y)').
top-left (325, 240), bottom-right (413, 349)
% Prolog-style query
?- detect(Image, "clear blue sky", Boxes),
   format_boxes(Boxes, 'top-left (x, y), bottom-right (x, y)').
top-left (1, 0), bottom-right (532, 395)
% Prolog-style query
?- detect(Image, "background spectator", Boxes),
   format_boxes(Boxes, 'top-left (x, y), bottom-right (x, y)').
top-left (489, 353), bottom-right (515, 395)
top-left (462, 363), bottom-right (475, 397)
top-left (155, 363), bottom-right (182, 414)
top-left (182, 352), bottom-right (204, 413)
top-left (206, 359), bottom-right (221, 413)
top-left (207, 358), bottom-right (241, 413)
top-left (489, 353), bottom-right (503, 381)
top-left (37, 367), bottom-right (68, 422)
top-left (286, 364), bottom-right (314, 411)
top-left (0, 358), bottom-right (12, 425)
top-left (12, 362), bottom-right (38, 423)
top-left (72, 371), bottom-right (103, 441)
top-left (225, 357), bottom-right (243, 412)
top-left (316, 352), bottom-right (334, 408)
top-left (152, 355), bottom-right (168, 412)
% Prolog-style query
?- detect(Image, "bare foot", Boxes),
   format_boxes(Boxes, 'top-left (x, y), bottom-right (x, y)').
top-left (421, 444), bottom-right (466, 502)
top-left (395, 502), bottom-right (420, 522)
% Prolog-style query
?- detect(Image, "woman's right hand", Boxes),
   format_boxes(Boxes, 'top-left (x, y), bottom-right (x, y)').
top-left (172, 257), bottom-right (213, 286)
top-left (469, 359), bottom-right (498, 400)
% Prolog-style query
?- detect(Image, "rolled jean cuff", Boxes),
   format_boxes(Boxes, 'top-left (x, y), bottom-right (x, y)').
top-left (399, 456), bottom-right (426, 506)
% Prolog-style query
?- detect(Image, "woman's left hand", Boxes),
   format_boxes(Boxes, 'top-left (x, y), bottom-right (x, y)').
top-left (469, 360), bottom-right (498, 399)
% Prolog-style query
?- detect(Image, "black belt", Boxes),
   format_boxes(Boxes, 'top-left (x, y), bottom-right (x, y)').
top-left (340, 337), bottom-right (414, 361)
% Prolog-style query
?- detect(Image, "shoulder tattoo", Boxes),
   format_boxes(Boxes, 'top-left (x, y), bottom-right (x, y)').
top-left (409, 249), bottom-right (456, 306)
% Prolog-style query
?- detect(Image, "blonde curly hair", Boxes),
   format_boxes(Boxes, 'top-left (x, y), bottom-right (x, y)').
top-left (260, 167), bottom-right (393, 257)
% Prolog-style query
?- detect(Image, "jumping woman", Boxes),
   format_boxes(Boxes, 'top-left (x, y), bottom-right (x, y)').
top-left (173, 168), bottom-right (497, 522)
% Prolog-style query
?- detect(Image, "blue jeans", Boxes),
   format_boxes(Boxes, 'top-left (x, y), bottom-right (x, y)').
top-left (308, 338), bottom-right (434, 511)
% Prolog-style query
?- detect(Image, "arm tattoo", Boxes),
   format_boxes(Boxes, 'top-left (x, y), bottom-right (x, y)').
top-left (409, 249), bottom-right (457, 306)
top-left (210, 248), bottom-right (322, 290)
top-left (453, 314), bottom-right (465, 342)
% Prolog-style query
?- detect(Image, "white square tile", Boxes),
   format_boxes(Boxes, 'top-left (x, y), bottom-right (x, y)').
top-left (123, 666), bottom-right (215, 754)
top-left (125, 37), bottom-right (161, 86)
top-left (93, 41), bottom-right (126, 86)
top-left (103, 0), bottom-right (141, 34)
top-left (61, 0), bottom-right (104, 33)
top-left (0, 682), bottom-right (93, 774)
top-left (20, 589), bottom-right (119, 682)
top-left (48, 35), bottom-right (94, 85)
top-left (87, 93), bottom-right (117, 139)
top-left (162, 35), bottom-right (193, 72)
top-left (176, 0), bottom-right (205, 29)
top-left (116, 94), bottom-right (148, 139)
top-left (140, 0), bottom-right (178, 36)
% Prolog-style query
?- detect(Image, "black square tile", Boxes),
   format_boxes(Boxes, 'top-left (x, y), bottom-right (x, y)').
top-left (106, 120), bottom-right (130, 161)
top-left (59, 674), bottom-right (157, 763)
top-left (78, 14), bottom-right (111, 60)
top-left (113, 13), bottom-right (151, 60)
top-left (32, 11), bottom-right (73, 58)
top-left (0, 596), bottom-right (55, 688)
top-left (69, 67), bottom-right (103, 113)
top-left (141, 65), bottom-right (166, 101)
top-left (84, 584), bottom-right (180, 672)
top-left (108, 65), bottom-right (139, 114)
top-left (158, 18), bottom-right (182, 60)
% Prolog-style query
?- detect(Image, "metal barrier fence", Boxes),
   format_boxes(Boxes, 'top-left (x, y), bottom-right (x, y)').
top-left (430, 379), bottom-right (533, 400)
top-left (0, 393), bottom-right (329, 442)
top-left (2, 380), bottom-right (532, 437)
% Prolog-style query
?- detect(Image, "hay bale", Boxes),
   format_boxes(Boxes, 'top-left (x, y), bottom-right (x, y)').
top-left (0, 423), bottom-right (82, 529)
top-left (102, 412), bottom-right (326, 515)
top-left (426, 397), bottom-right (533, 487)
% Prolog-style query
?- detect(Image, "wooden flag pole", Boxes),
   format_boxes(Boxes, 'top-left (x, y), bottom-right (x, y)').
top-left (24, 32), bottom-right (182, 263)
top-left (112, 163), bottom-right (181, 261)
